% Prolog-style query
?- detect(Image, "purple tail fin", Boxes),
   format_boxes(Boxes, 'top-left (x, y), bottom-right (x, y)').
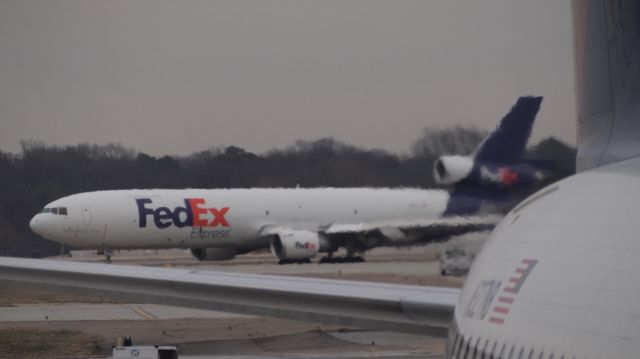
top-left (474, 96), bottom-right (543, 165)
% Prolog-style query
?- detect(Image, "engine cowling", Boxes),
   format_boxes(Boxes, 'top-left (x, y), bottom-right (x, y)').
top-left (434, 155), bottom-right (474, 184)
top-left (270, 230), bottom-right (320, 261)
top-left (190, 247), bottom-right (237, 261)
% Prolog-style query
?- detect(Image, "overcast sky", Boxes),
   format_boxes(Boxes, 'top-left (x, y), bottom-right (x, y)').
top-left (0, 1), bottom-right (575, 156)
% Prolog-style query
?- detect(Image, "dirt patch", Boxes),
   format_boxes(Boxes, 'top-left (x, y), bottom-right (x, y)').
top-left (0, 328), bottom-right (102, 359)
top-left (0, 282), bottom-right (126, 307)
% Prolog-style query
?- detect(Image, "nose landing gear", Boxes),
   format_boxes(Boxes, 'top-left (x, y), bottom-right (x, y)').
top-left (97, 248), bottom-right (113, 263)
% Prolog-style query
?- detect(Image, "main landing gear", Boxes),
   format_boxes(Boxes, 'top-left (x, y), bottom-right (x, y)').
top-left (318, 255), bottom-right (365, 264)
top-left (318, 250), bottom-right (366, 264)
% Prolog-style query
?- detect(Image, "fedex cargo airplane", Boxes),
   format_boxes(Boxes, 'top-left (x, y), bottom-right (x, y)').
top-left (2, 0), bottom-right (634, 357)
top-left (28, 96), bottom-right (544, 264)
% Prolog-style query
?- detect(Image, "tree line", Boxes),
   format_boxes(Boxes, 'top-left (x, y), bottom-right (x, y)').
top-left (0, 126), bottom-right (576, 258)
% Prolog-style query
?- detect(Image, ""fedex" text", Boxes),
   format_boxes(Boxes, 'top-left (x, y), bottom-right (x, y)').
top-left (136, 198), bottom-right (230, 229)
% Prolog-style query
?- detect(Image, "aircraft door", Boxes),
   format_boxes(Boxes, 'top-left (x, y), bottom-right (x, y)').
top-left (81, 205), bottom-right (92, 225)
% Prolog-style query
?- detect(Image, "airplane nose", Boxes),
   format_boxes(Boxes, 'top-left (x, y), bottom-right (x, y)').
top-left (29, 215), bottom-right (43, 235)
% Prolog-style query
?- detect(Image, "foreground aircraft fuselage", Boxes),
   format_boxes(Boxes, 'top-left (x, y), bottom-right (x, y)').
top-left (446, 1), bottom-right (640, 357)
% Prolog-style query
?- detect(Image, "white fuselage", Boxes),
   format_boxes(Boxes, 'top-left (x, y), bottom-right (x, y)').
top-left (448, 157), bottom-right (640, 358)
top-left (30, 188), bottom-right (450, 251)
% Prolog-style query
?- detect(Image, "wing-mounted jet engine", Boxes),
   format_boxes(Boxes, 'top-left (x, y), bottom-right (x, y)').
top-left (270, 230), bottom-right (326, 264)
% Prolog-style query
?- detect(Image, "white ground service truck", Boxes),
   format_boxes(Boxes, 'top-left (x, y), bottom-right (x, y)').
top-left (112, 345), bottom-right (178, 359)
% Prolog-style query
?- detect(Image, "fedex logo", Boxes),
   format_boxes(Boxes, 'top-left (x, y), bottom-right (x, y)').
top-left (295, 241), bottom-right (316, 250)
top-left (136, 198), bottom-right (230, 229)
top-left (480, 166), bottom-right (519, 186)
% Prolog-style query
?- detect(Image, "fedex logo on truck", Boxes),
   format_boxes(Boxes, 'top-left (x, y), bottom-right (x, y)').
top-left (136, 198), bottom-right (230, 229)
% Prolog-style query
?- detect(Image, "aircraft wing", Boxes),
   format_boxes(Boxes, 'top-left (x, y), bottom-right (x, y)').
top-left (324, 215), bottom-right (501, 245)
top-left (260, 215), bottom-right (499, 254)
top-left (0, 257), bottom-right (458, 336)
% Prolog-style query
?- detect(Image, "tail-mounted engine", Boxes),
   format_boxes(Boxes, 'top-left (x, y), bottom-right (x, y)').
top-left (471, 162), bottom-right (546, 188)
top-left (435, 154), bottom-right (547, 189)
top-left (434, 156), bottom-right (474, 185)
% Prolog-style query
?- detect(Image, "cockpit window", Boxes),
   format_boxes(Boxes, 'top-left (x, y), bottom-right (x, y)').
top-left (39, 207), bottom-right (68, 216)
